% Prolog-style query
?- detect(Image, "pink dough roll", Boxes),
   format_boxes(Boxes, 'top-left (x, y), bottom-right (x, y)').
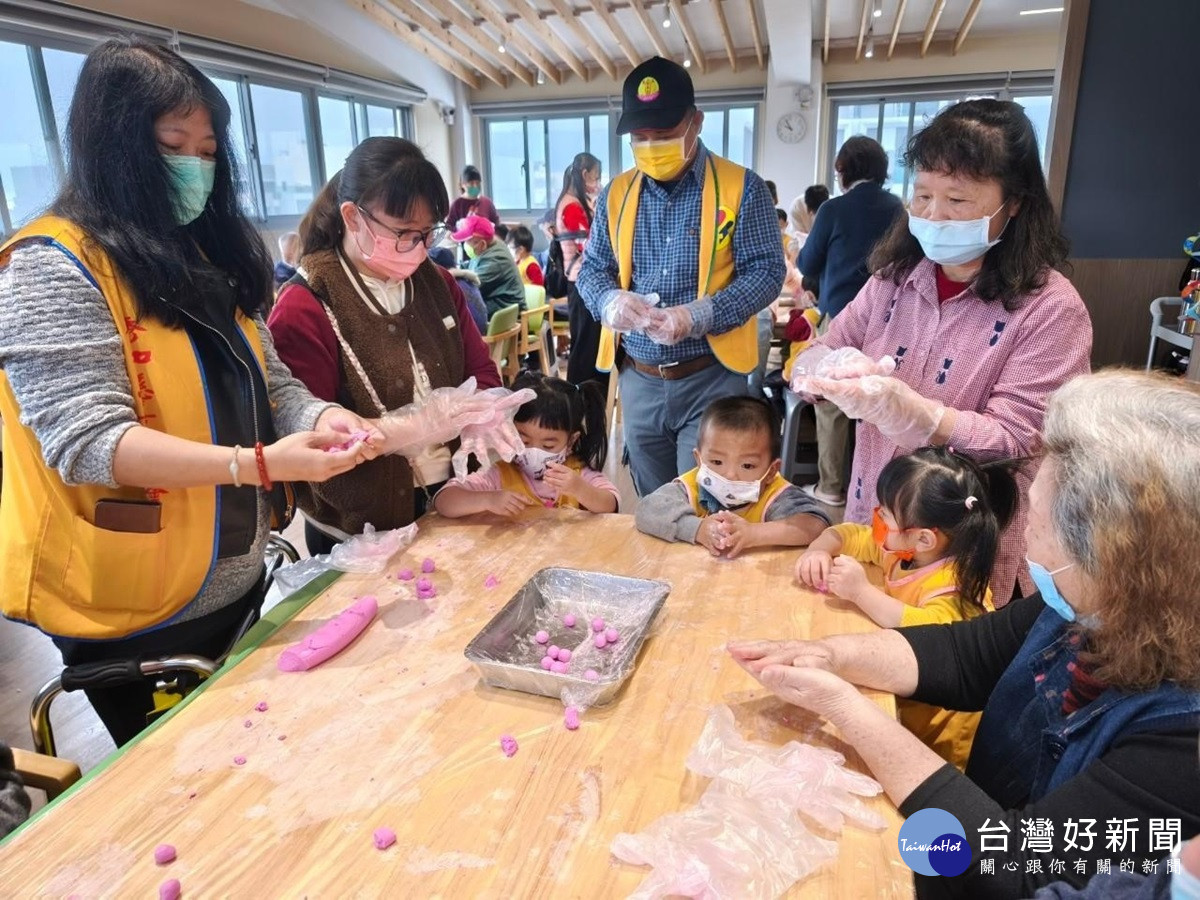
top-left (277, 596), bottom-right (378, 672)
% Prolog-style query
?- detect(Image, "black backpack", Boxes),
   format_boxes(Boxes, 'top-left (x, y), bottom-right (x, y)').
top-left (544, 236), bottom-right (571, 299)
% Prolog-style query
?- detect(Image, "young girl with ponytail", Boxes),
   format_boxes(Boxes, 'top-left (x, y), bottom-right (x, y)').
top-left (795, 446), bottom-right (1019, 768)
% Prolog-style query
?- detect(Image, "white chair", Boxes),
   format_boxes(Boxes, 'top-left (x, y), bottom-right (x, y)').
top-left (1146, 296), bottom-right (1194, 371)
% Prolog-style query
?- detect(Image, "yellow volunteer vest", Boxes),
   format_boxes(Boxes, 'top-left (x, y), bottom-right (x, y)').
top-left (496, 458), bottom-right (584, 510)
top-left (676, 467), bottom-right (792, 524)
top-left (0, 216), bottom-right (269, 639)
top-left (516, 255), bottom-right (537, 284)
top-left (596, 153), bottom-right (758, 374)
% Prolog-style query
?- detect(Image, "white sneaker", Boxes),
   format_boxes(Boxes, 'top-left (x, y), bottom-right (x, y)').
top-left (801, 483), bottom-right (846, 507)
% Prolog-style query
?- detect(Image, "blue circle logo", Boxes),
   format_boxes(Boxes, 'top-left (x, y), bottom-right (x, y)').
top-left (898, 808), bottom-right (972, 876)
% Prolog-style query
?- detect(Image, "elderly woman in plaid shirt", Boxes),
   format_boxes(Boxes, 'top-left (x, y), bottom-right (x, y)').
top-left (791, 99), bottom-right (1092, 603)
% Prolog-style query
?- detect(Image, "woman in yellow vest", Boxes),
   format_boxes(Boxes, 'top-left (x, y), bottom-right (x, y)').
top-left (0, 38), bottom-right (383, 746)
top-left (795, 447), bottom-right (1019, 768)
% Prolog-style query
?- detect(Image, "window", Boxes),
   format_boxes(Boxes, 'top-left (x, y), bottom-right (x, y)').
top-left (319, 95), bottom-right (355, 182)
top-left (485, 104), bottom-right (758, 214)
top-left (0, 41), bottom-right (56, 230)
top-left (827, 85), bottom-right (1053, 199)
top-left (249, 83), bottom-right (315, 216)
top-left (0, 29), bottom-right (412, 230)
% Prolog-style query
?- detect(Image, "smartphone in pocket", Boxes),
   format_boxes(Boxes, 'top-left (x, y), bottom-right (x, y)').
top-left (94, 499), bottom-right (162, 534)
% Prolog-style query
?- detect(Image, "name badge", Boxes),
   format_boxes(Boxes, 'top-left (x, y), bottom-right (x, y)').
top-left (443, 315), bottom-right (457, 330)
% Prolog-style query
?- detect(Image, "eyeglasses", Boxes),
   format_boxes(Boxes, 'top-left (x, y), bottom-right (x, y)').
top-left (358, 206), bottom-right (448, 252)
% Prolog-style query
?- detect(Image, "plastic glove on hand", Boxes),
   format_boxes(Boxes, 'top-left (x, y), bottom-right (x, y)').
top-left (644, 304), bottom-right (697, 345)
top-left (600, 290), bottom-right (661, 333)
top-left (450, 387), bottom-right (536, 480)
top-left (806, 375), bottom-right (945, 450)
top-left (789, 346), bottom-right (895, 397)
top-left (381, 377), bottom-right (498, 456)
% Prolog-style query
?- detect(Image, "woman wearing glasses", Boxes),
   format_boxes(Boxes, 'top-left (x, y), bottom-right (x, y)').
top-left (269, 137), bottom-right (504, 555)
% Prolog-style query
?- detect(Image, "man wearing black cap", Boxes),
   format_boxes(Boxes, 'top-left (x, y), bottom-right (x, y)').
top-left (577, 56), bottom-right (785, 496)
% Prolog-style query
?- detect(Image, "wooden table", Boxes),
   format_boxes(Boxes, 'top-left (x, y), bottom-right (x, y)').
top-left (0, 511), bottom-right (914, 898)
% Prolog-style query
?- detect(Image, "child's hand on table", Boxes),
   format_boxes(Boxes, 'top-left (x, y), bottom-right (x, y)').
top-left (795, 548), bottom-right (833, 591)
top-left (826, 555), bottom-right (869, 602)
top-left (483, 491), bottom-right (535, 518)
top-left (695, 518), bottom-right (725, 557)
top-left (711, 511), bottom-right (753, 558)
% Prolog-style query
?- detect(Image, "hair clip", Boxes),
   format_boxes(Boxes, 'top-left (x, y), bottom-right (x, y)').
top-left (965, 495), bottom-right (977, 510)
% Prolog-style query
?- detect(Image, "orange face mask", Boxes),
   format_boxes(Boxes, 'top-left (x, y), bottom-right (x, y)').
top-left (872, 507), bottom-right (917, 562)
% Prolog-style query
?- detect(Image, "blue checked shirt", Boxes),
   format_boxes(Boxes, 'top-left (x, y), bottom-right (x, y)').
top-left (577, 142), bottom-right (785, 367)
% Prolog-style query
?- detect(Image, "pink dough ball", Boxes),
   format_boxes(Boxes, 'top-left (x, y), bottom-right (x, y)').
top-left (548, 645), bottom-right (560, 659)
top-left (373, 827), bottom-right (397, 850)
top-left (233, 755), bottom-right (246, 766)
top-left (159, 879), bottom-right (181, 900)
top-left (398, 569), bottom-right (415, 581)
top-left (540, 656), bottom-right (554, 670)
top-left (551, 661), bottom-right (569, 674)
top-left (563, 614), bottom-right (577, 628)
top-left (254, 701), bottom-right (268, 712)
top-left (593, 633), bottom-right (607, 649)
top-left (591, 617), bottom-right (605, 633)
top-left (564, 706), bottom-right (581, 731)
top-left (604, 627), bottom-right (619, 643)
top-left (416, 577), bottom-right (433, 591)
top-left (153, 844), bottom-right (176, 865)
top-left (421, 558), bottom-right (436, 574)
top-left (583, 669), bottom-right (599, 682)
top-left (558, 648), bottom-right (572, 663)
top-left (535, 630), bottom-right (550, 644)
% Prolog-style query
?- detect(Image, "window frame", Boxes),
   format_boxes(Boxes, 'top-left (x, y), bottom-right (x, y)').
top-left (0, 24), bottom-right (414, 233)
top-left (481, 101), bottom-right (762, 217)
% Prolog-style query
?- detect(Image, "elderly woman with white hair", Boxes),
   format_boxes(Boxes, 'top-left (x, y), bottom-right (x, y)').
top-left (730, 370), bottom-right (1200, 899)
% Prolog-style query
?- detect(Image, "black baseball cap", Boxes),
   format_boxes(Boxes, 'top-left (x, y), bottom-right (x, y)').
top-left (615, 56), bottom-right (695, 135)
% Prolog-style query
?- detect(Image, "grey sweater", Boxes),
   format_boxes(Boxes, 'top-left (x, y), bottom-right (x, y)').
top-left (0, 743), bottom-right (30, 839)
top-left (0, 244), bottom-right (331, 621)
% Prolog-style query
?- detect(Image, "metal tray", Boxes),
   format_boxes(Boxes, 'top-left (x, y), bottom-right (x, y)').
top-left (464, 567), bottom-right (670, 706)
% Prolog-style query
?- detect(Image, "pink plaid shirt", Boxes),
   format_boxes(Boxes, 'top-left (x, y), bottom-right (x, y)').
top-left (812, 258), bottom-right (1093, 603)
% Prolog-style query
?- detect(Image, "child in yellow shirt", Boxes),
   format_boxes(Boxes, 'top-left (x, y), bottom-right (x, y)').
top-left (795, 447), bottom-right (1019, 769)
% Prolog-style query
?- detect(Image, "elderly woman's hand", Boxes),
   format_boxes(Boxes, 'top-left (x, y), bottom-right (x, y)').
top-left (727, 638), bottom-right (837, 676)
top-left (789, 346), bottom-right (895, 397)
top-left (806, 374), bottom-right (946, 450)
top-left (755, 665), bottom-right (867, 725)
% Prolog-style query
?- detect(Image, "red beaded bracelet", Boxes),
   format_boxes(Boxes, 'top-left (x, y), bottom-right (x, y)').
top-left (254, 441), bottom-right (272, 491)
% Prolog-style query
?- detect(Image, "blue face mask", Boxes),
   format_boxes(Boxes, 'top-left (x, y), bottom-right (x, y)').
top-left (1172, 848), bottom-right (1200, 900)
top-left (1027, 557), bottom-right (1076, 621)
top-left (907, 205), bottom-right (1005, 266)
top-left (162, 155), bottom-right (216, 225)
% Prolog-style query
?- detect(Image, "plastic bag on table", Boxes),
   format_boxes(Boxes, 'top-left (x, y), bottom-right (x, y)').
top-left (271, 523), bottom-right (419, 598)
top-left (685, 705), bottom-right (886, 832)
top-left (611, 791), bottom-right (837, 900)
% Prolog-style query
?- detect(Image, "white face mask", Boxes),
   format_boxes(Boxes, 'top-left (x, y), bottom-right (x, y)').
top-left (907, 205), bottom-right (1006, 266)
top-left (517, 447), bottom-right (566, 479)
top-left (697, 464), bottom-right (762, 508)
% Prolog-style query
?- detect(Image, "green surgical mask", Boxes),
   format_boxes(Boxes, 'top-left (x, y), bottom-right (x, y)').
top-left (465, 185), bottom-right (482, 199)
top-left (464, 242), bottom-right (478, 260)
top-left (162, 155), bottom-right (216, 225)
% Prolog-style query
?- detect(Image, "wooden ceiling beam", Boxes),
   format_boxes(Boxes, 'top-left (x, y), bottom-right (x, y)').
top-left (389, 0), bottom-right (511, 87)
top-left (457, 0), bottom-right (565, 84)
top-left (711, 0), bottom-right (738, 72)
top-left (921, 0), bottom-right (947, 57)
top-left (667, 0), bottom-right (707, 73)
top-left (545, 0), bottom-right (619, 80)
top-left (506, 0), bottom-right (589, 80)
top-left (953, 0), bottom-right (984, 55)
top-left (823, 0), bottom-right (830, 62)
top-left (854, 0), bottom-right (869, 60)
top-left (627, 0), bottom-right (671, 58)
top-left (348, 0), bottom-right (481, 89)
top-left (887, 0), bottom-right (908, 59)
top-left (746, 0), bottom-right (764, 69)
top-left (589, 0), bottom-right (642, 67)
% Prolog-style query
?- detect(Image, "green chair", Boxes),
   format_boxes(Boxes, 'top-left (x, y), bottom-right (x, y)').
top-left (520, 285), bottom-right (552, 375)
top-left (483, 303), bottom-right (521, 385)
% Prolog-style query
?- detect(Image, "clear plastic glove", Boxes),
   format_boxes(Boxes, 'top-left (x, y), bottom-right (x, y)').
top-left (380, 377), bottom-right (496, 456)
top-left (451, 387), bottom-right (537, 480)
top-left (788, 346), bottom-right (896, 397)
top-left (328, 522), bottom-right (419, 574)
top-left (644, 298), bottom-right (713, 346)
top-left (600, 289), bottom-right (661, 333)
top-left (805, 374), bottom-right (945, 450)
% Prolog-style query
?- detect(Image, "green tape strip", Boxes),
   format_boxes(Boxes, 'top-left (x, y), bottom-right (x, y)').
top-left (1, 569), bottom-right (344, 844)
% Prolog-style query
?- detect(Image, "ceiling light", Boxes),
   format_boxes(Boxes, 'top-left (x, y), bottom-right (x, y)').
top-left (537, 69), bottom-right (545, 85)
top-left (864, 32), bottom-right (875, 58)
top-left (683, 57), bottom-right (692, 68)
top-left (663, 4), bottom-right (671, 27)
top-left (872, 1), bottom-right (882, 18)
top-left (498, 43), bottom-right (506, 53)
top-left (1018, 6), bottom-right (1064, 14)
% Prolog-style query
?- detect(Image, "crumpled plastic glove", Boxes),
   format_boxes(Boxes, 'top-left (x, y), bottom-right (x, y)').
top-left (806, 374), bottom-right (945, 450)
top-left (328, 522), bottom-right (419, 574)
top-left (788, 346), bottom-right (896, 398)
top-left (380, 377), bottom-right (497, 457)
top-left (600, 289), bottom-right (661, 333)
top-left (644, 297), bottom-right (714, 346)
top-left (451, 386), bottom-right (536, 480)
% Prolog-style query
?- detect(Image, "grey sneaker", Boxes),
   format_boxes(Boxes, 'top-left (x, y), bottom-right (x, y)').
top-left (801, 483), bottom-right (846, 507)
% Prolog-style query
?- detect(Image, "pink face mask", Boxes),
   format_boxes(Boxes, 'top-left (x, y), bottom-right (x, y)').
top-left (352, 213), bottom-right (428, 281)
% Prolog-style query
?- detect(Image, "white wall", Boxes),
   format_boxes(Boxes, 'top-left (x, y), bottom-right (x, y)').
top-left (760, 51), bottom-right (824, 219)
